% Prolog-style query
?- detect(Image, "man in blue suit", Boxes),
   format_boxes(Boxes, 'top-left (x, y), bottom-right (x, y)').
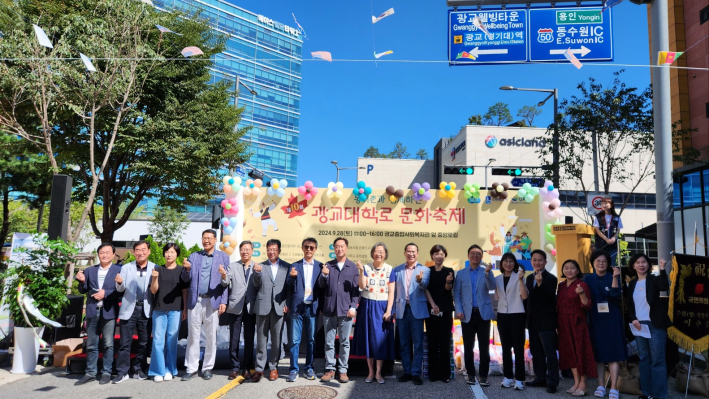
top-left (285, 237), bottom-right (322, 382)
top-left (454, 244), bottom-right (495, 387)
top-left (385, 243), bottom-right (430, 385)
top-left (180, 229), bottom-right (229, 381)
top-left (75, 243), bottom-right (123, 386)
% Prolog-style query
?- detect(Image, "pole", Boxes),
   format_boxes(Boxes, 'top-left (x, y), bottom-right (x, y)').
top-left (651, 0), bottom-right (675, 266)
top-left (553, 88), bottom-right (559, 189)
top-left (685, 344), bottom-right (694, 398)
top-left (336, 166), bottom-right (340, 183)
top-left (592, 128), bottom-right (600, 192)
top-left (484, 166), bottom-right (488, 189)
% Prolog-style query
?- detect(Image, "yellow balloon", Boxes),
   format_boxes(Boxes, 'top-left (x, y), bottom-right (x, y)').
top-left (450, 182), bottom-right (457, 190)
top-left (439, 182), bottom-right (447, 190)
top-left (335, 190), bottom-right (343, 198)
top-left (273, 182), bottom-right (279, 189)
top-left (438, 190), bottom-right (447, 198)
top-left (496, 185), bottom-right (504, 192)
top-left (225, 246), bottom-right (234, 255)
top-left (389, 195), bottom-right (397, 202)
top-left (326, 190), bottom-right (335, 198)
top-left (447, 190), bottom-right (455, 198)
top-left (219, 243), bottom-right (225, 251)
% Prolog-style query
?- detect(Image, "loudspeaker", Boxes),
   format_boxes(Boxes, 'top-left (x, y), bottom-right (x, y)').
top-left (47, 175), bottom-right (72, 241)
top-left (211, 205), bottom-right (221, 229)
top-left (565, 216), bottom-right (574, 224)
top-left (54, 295), bottom-right (84, 341)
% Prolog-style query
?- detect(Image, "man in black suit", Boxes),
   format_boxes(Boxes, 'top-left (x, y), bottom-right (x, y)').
top-left (524, 249), bottom-right (559, 393)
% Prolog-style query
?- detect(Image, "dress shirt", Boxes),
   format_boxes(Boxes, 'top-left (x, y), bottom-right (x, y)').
top-left (303, 259), bottom-right (314, 303)
top-left (404, 264), bottom-right (416, 303)
top-left (199, 254), bottom-right (213, 295)
top-left (97, 265), bottom-right (110, 308)
top-left (470, 266), bottom-right (480, 308)
top-left (337, 261), bottom-right (345, 271)
top-left (270, 260), bottom-right (279, 279)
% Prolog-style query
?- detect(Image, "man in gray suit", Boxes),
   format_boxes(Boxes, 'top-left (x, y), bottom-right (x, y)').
top-left (252, 239), bottom-right (290, 382)
top-left (221, 240), bottom-right (258, 380)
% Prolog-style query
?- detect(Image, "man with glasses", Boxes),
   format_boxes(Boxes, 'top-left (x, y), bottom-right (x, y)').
top-left (285, 238), bottom-right (323, 382)
top-left (454, 244), bottom-right (495, 387)
top-left (114, 240), bottom-right (156, 383)
top-left (388, 243), bottom-right (430, 385)
top-left (181, 229), bottom-right (229, 381)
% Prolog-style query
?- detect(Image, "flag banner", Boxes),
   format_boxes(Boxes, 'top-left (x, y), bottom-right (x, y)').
top-left (668, 253), bottom-right (709, 352)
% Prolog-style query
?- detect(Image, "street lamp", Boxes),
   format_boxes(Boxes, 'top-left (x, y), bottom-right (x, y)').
top-left (331, 160), bottom-right (365, 183)
top-left (234, 76), bottom-right (258, 108)
top-left (485, 158), bottom-right (496, 188)
top-left (499, 86), bottom-right (559, 188)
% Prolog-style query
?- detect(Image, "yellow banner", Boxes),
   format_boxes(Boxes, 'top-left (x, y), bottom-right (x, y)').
top-left (231, 188), bottom-right (543, 270)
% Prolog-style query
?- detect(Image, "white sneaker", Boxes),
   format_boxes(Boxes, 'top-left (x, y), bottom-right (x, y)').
top-left (164, 373), bottom-right (173, 381)
top-left (514, 380), bottom-right (525, 390)
top-left (154, 376), bottom-right (163, 383)
top-left (501, 377), bottom-right (514, 388)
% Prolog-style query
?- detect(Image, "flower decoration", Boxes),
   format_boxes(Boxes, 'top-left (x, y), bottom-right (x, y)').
top-left (297, 181), bottom-right (319, 200)
top-left (412, 182), bottom-right (431, 201)
top-left (221, 175), bottom-right (242, 194)
top-left (243, 178), bottom-right (263, 196)
top-left (326, 181), bottom-right (344, 199)
top-left (438, 181), bottom-right (457, 198)
top-left (539, 180), bottom-right (563, 219)
top-left (462, 182), bottom-right (481, 200)
top-left (220, 197), bottom-right (239, 216)
top-left (267, 179), bottom-right (288, 197)
top-left (516, 182), bottom-right (540, 203)
top-left (544, 223), bottom-right (557, 243)
top-left (353, 181), bottom-right (373, 202)
top-left (385, 186), bottom-right (405, 202)
top-left (490, 182), bottom-right (510, 199)
top-left (545, 243), bottom-right (557, 257)
top-left (220, 216), bottom-right (239, 235)
top-left (219, 235), bottom-right (238, 255)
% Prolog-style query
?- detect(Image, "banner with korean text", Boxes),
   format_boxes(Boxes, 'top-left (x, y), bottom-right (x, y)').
top-left (233, 188), bottom-right (544, 270)
top-left (669, 253), bottom-right (709, 352)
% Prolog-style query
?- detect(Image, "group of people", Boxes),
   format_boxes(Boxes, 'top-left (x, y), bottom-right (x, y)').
top-left (73, 228), bottom-right (672, 399)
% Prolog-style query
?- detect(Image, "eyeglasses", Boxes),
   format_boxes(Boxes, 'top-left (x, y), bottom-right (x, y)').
top-left (470, 252), bottom-right (483, 257)
top-left (373, 251), bottom-right (386, 255)
top-left (303, 245), bottom-right (316, 250)
top-left (202, 237), bottom-right (215, 242)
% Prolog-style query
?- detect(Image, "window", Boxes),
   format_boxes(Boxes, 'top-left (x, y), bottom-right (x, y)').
top-left (682, 171), bottom-right (702, 207)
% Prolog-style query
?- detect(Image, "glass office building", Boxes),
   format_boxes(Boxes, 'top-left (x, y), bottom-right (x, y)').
top-left (155, 0), bottom-right (302, 186)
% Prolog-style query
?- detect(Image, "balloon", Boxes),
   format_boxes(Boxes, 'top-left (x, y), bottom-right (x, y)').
top-left (298, 186), bottom-right (306, 195)
top-left (422, 192), bottom-right (432, 201)
top-left (422, 182), bottom-right (431, 190)
top-left (523, 183), bottom-right (532, 190)
top-left (358, 188), bottom-right (364, 194)
top-left (229, 197), bottom-right (237, 205)
top-left (501, 182), bottom-right (509, 190)
top-left (224, 226), bottom-right (234, 235)
top-left (252, 187), bottom-right (261, 196)
top-left (464, 191), bottom-right (473, 199)
top-left (388, 195), bottom-right (394, 202)
top-left (224, 241), bottom-right (230, 248)
top-left (438, 190), bottom-right (447, 198)
top-left (545, 223), bottom-right (552, 232)
top-left (272, 181), bottom-right (279, 189)
top-left (386, 186), bottom-right (395, 195)
top-left (545, 211), bottom-right (556, 220)
top-left (280, 180), bottom-right (288, 188)
top-left (491, 182), bottom-right (499, 190)
top-left (464, 183), bottom-right (471, 191)
top-left (472, 191), bottom-right (480, 198)
top-left (548, 185), bottom-right (555, 191)
top-left (542, 201), bottom-right (551, 210)
top-left (496, 185), bottom-right (504, 193)
top-left (518, 189), bottom-right (527, 198)
top-left (336, 182), bottom-right (344, 190)
top-left (412, 183), bottom-right (421, 192)
top-left (419, 188), bottom-right (425, 195)
top-left (332, 186), bottom-right (338, 192)
top-left (357, 193), bottom-right (366, 201)
top-left (551, 249), bottom-right (557, 256)
top-left (225, 246), bottom-right (234, 255)
top-left (305, 181), bottom-right (313, 189)
top-left (221, 199), bottom-right (227, 207)
top-left (267, 187), bottom-right (275, 196)
top-left (229, 217), bottom-right (237, 225)
top-left (364, 187), bottom-right (372, 195)
top-left (276, 188), bottom-right (285, 197)
top-left (326, 191), bottom-right (334, 198)
top-left (305, 193), bottom-right (312, 200)
top-left (310, 187), bottom-right (318, 195)
top-left (550, 199), bottom-right (561, 208)
top-left (450, 182), bottom-right (456, 190)
top-left (335, 190), bottom-right (343, 198)
top-left (530, 187), bottom-right (540, 196)
top-left (545, 243), bottom-right (554, 252)
top-left (444, 184), bottom-right (451, 191)
top-left (525, 194), bottom-right (534, 203)
top-left (395, 189), bottom-right (404, 198)
top-left (447, 190), bottom-right (455, 199)
top-left (554, 208), bottom-right (564, 217)
top-left (499, 191), bottom-right (508, 199)
top-left (472, 183), bottom-right (480, 190)
top-left (413, 193), bottom-right (422, 201)
top-left (222, 176), bottom-right (231, 185)
top-left (223, 185), bottom-right (232, 193)
top-left (225, 204), bottom-right (231, 210)
top-left (222, 220), bottom-right (230, 227)
top-left (357, 181), bottom-right (366, 189)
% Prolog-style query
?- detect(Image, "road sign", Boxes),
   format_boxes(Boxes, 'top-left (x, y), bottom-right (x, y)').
top-left (528, 7), bottom-right (613, 62)
top-left (491, 166), bottom-right (549, 176)
top-left (587, 191), bottom-right (605, 216)
top-left (449, 9), bottom-right (528, 64)
top-left (511, 177), bottom-right (544, 187)
top-left (444, 165), bottom-right (475, 175)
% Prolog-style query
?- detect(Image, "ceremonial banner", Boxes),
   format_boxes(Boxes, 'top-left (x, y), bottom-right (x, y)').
top-left (233, 188), bottom-right (543, 270)
top-left (669, 253), bottom-right (709, 352)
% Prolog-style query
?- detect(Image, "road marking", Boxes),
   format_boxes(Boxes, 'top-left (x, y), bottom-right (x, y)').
top-left (205, 375), bottom-right (245, 399)
top-left (469, 383), bottom-right (488, 399)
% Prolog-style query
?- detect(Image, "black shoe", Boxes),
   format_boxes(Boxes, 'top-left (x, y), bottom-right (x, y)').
top-left (99, 374), bottom-right (111, 385)
top-left (525, 379), bottom-right (548, 387)
top-left (412, 376), bottom-right (423, 385)
top-left (202, 370), bottom-right (213, 380)
top-left (133, 370), bottom-right (148, 380)
top-left (398, 374), bottom-right (413, 382)
top-left (547, 386), bottom-right (557, 393)
top-left (441, 377), bottom-right (450, 383)
top-left (479, 378), bottom-right (490, 387)
top-left (428, 376), bottom-right (438, 383)
top-left (466, 376), bottom-right (476, 385)
top-left (75, 374), bottom-right (96, 386)
top-left (181, 372), bottom-right (197, 381)
top-left (112, 374), bottom-right (128, 384)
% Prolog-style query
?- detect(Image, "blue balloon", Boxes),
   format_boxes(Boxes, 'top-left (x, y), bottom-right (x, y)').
top-left (548, 185), bottom-right (555, 191)
top-left (220, 217), bottom-right (228, 225)
top-left (229, 217), bottom-right (238, 226)
top-left (224, 226), bottom-right (234, 235)
top-left (276, 188), bottom-right (285, 197)
top-left (357, 181), bottom-right (366, 189)
top-left (228, 178), bottom-right (234, 185)
top-left (445, 184), bottom-right (451, 191)
top-left (358, 194), bottom-right (367, 202)
top-left (224, 242), bottom-right (230, 248)
top-left (364, 187), bottom-right (372, 195)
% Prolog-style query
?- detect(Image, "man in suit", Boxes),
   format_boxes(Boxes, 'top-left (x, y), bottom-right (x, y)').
top-left (524, 249), bottom-right (559, 393)
top-left (318, 237), bottom-right (360, 384)
top-left (285, 237), bottom-right (322, 382)
top-left (74, 243), bottom-right (123, 386)
top-left (180, 229), bottom-right (229, 381)
top-left (113, 240), bottom-right (156, 383)
top-left (252, 239), bottom-right (290, 382)
top-left (386, 243), bottom-right (430, 385)
top-left (221, 240), bottom-right (258, 380)
top-left (453, 244), bottom-right (495, 386)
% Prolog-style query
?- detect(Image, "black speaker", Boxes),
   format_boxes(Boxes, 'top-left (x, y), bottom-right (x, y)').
top-left (54, 295), bottom-right (84, 341)
top-left (211, 205), bottom-right (221, 229)
top-left (47, 175), bottom-right (72, 241)
top-left (565, 216), bottom-right (574, 224)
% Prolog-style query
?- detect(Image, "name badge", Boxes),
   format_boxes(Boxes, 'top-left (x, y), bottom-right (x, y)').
top-left (597, 302), bottom-right (609, 313)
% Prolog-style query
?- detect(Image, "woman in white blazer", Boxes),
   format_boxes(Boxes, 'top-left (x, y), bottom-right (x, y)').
top-left (494, 253), bottom-right (528, 391)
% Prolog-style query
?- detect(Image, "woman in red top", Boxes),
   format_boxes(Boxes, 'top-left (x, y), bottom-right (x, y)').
top-left (557, 259), bottom-right (597, 396)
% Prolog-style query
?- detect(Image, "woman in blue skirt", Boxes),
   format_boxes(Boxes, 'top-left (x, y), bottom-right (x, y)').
top-left (352, 242), bottom-right (395, 384)
top-left (584, 251), bottom-right (627, 399)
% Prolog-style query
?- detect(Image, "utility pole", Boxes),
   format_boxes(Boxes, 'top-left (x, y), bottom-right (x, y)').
top-left (592, 128), bottom-right (600, 193)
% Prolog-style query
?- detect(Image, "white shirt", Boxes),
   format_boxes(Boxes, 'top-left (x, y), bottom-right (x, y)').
top-left (270, 260), bottom-right (279, 279)
top-left (633, 279), bottom-right (651, 321)
top-left (303, 259), bottom-right (314, 302)
top-left (97, 265), bottom-right (110, 308)
top-left (337, 261), bottom-right (345, 271)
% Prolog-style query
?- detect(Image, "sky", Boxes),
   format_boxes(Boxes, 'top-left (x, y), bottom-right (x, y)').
top-left (229, 0), bottom-right (652, 188)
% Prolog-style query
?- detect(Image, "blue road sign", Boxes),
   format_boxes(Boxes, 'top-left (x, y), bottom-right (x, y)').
top-left (449, 9), bottom-right (527, 64)
top-left (511, 177), bottom-right (544, 187)
top-left (528, 7), bottom-right (613, 62)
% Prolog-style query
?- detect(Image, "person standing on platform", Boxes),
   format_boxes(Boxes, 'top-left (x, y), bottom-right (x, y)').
top-left (148, 243), bottom-right (188, 382)
top-left (114, 240), bottom-right (156, 383)
top-left (387, 243), bottom-right (430, 385)
top-left (221, 240), bottom-right (257, 381)
top-left (494, 253), bottom-right (528, 391)
top-left (423, 245), bottom-right (454, 383)
top-left (74, 243), bottom-right (122, 386)
top-left (181, 229), bottom-right (229, 381)
top-left (585, 251), bottom-right (627, 399)
top-left (285, 238), bottom-right (323, 382)
top-left (524, 249), bottom-right (559, 393)
top-left (454, 244), bottom-right (495, 387)
top-left (352, 242), bottom-right (395, 384)
top-left (593, 197), bottom-right (623, 266)
top-left (252, 239), bottom-right (290, 382)
top-left (319, 237), bottom-right (360, 384)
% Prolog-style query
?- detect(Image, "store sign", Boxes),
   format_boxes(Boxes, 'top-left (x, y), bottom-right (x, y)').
top-left (498, 137), bottom-right (546, 148)
top-left (450, 140), bottom-right (466, 160)
top-left (257, 15), bottom-right (300, 38)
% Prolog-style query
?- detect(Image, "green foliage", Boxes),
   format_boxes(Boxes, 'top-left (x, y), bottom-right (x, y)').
top-left (148, 205), bottom-right (189, 245)
top-left (517, 105), bottom-right (542, 127)
top-left (415, 149), bottom-right (429, 160)
top-left (483, 102), bottom-right (513, 126)
top-left (363, 146), bottom-right (389, 158)
top-left (0, 236), bottom-right (78, 327)
top-left (468, 114), bottom-right (482, 125)
top-left (123, 235), bottom-right (199, 266)
top-left (388, 142), bottom-right (410, 159)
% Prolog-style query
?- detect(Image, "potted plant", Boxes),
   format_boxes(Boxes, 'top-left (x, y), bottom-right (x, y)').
top-left (0, 235), bottom-right (77, 373)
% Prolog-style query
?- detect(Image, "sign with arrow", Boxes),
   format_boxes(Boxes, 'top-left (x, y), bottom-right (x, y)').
top-left (449, 9), bottom-right (527, 64)
top-left (511, 177), bottom-right (544, 187)
top-left (529, 7), bottom-right (613, 62)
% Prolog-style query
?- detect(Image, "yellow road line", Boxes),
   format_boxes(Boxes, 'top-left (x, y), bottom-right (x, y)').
top-left (205, 375), bottom-right (245, 399)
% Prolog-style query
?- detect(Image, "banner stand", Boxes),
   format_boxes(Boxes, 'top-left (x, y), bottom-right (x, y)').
top-left (685, 343), bottom-right (693, 399)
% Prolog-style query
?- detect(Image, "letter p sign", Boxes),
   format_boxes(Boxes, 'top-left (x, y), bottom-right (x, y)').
top-left (367, 164), bottom-right (374, 174)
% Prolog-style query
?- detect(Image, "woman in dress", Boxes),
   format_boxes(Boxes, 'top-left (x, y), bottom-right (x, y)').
top-left (585, 251), bottom-right (627, 399)
top-left (593, 197), bottom-right (623, 266)
top-left (557, 259), bottom-right (597, 396)
top-left (148, 243), bottom-right (188, 382)
top-left (352, 242), bottom-right (395, 384)
top-left (627, 254), bottom-right (671, 399)
top-left (423, 245), bottom-right (455, 383)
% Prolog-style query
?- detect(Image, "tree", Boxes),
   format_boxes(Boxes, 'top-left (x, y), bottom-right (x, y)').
top-left (415, 149), bottom-right (429, 160)
top-left (388, 142), bottom-right (410, 159)
top-left (535, 70), bottom-right (654, 222)
top-left (363, 146), bottom-right (388, 158)
top-left (483, 102), bottom-right (513, 126)
top-left (468, 114), bottom-right (482, 125)
top-left (672, 120), bottom-right (702, 166)
top-left (148, 205), bottom-right (189, 245)
top-left (517, 105), bottom-right (542, 127)
top-left (0, 0), bottom-right (250, 243)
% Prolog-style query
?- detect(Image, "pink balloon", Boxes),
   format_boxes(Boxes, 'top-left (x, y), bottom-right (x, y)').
top-left (551, 249), bottom-right (557, 256)
top-left (305, 193), bottom-right (312, 200)
top-left (298, 186), bottom-right (306, 195)
top-left (304, 181), bottom-right (313, 189)
top-left (223, 220), bottom-right (230, 227)
top-left (221, 199), bottom-right (227, 207)
top-left (310, 187), bottom-right (318, 195)
top-left (359, 188), bottom-right (364, 194)
top-left (546, 211), bottom-right (556, 219)
top-left (554, 208), bottom-right (564, 217)
top-left (550, 199), bottom-right (561, 208)
top-left (228, 197), bottom-right (237, 205)
top-left (542, 201), bottom-right (551, 210)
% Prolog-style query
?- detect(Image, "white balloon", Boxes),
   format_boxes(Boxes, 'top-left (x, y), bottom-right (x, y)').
top-left (328, 182), bottom-right (335, 189)
top-left (276, 188), bottom-right (285, 197)
top-left (222, 176), bottom-right (231, 185)
top-left (336, 182), bottom-right (344, 190)
top-left (252, 187), bottom-right (261, 196)
top-left (280, 179), bottom-right (288, 188)
top-left (335, 190), bottom-right (343, 198)
top-left (327, 190), bottom-right (335, 198)
top-left (267, 187), bottom-right (275, 196)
